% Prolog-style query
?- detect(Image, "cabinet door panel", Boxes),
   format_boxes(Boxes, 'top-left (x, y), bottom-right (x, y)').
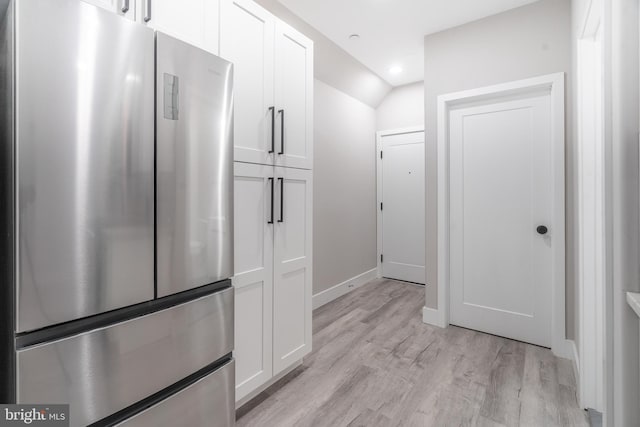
top-left (146, 0), bottom-right (219, 54)
top-left (81, 0), bottom-right (136, 20)
top-left (233, 162), bottom-right (274, 401)
top-left (220, 0), bottom-right (275, 165)
top-left (275, 22), bottom-right (313, 170)
top-left (273, 167), bottom-right (312, 375)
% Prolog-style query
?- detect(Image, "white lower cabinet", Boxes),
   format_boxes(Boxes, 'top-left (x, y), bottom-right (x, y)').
top-left (233, 162), bottom-right (312, 402)
top-left (272, 166), bottom-right (313, 375)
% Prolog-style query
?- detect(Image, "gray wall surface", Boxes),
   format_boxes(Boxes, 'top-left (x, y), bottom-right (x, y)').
top-left (376, 82), bottom-right (425, 131)
top-left (254, 0), bottom-right (392, 108)
top-left (609, 0), bottom-right (640, 424)
top-left (422, 0), bottom-right (575, 337)
top-left (313, 80), bottom-right (377, 294)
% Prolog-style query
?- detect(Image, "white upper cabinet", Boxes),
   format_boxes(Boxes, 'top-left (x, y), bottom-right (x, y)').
top-left (220, 0), bottom-right (275, 166)
top-left (274, 22), bottom-right (313, 170)
top-left (81, 0), bottom-right (137, 20)
top-left (142, 0), bottom-right (220, 55)
top-left (81, 0), bottom-right (220, 53)
top-left (272, 166), bottom-right (312, 375)
top-left (220, 0), bottom-right (313, 169)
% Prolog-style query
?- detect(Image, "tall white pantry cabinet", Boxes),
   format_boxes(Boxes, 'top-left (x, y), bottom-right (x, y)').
top-left (220, 0), bottom-right (314, 404)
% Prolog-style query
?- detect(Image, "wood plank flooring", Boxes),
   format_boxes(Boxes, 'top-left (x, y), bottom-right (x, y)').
top-left (236, 279), bottom-right (589, 427)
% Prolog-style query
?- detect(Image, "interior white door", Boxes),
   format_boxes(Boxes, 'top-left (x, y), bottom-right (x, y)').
top-left (233, 162), bottom-right (274, 401)
top-left (144, 0), bottom-right (219, 54)
top-left (274, 21), bottom-right (313, 170)
top-left (273, 167), bottom-right (312, 375)
top-left (449, 92), bottom-right (554, 348)
top-left (220, 0), bottom-right (275, 166)
top-left (380, 131), bottom-right (426, 284)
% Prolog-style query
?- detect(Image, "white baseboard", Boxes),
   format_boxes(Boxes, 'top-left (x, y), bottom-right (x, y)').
top-left (552, 338), bottom-right (575, 361)
top-left (570, 339), bottom-right (583, 409)
top-left (312, 268), bottom-right (378, 310)
top-left (422, 306), bottom-right (447, 328)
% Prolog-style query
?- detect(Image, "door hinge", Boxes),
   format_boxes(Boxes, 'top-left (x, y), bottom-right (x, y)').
top-left (380, 202), bottom-right (383, 211)
top-left (380, 254), bottom-right (383, 263)
top-left (380, 151), bottom-right (383, 159)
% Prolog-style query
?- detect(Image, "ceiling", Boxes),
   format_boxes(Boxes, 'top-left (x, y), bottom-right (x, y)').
top-left (278, 0), bottom-right (540, 86)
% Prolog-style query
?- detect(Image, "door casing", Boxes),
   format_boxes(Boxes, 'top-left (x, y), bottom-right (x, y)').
top-left (376, 126), bottom-right (425, 281)
top-left (432, 73), bottom-right (571, 359)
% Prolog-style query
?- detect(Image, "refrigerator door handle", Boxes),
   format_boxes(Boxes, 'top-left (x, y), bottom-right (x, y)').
top-left (278, 109), bottom-right (284, 155)
top-left (144, 0), bottom-right (151, 22)
top-left (121, 0), bottom-right (130, 13)
top-left (278, 177), bottom-right (284, 223)
top-left (268, 178), bottom-right (274, 224)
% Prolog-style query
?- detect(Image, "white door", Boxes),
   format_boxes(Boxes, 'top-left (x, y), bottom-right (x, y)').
top-left (143, 0), bottom-right (219, 54)
top-left (220, 0), bottom-right (275, 165)
top-left (274, 21), bottom-right (313, 170)
top-left (380, 131), bottom-right (426, 284)
top-left (233, 162), bottom-right (274, 401)
top-left (449, 92), bottom-right (554, 347)
top-left (273, 167), bottom-right (312, 375)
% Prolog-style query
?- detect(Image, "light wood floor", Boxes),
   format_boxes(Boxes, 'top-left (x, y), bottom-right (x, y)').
top-left (236, 279), bottom-right (589, 427)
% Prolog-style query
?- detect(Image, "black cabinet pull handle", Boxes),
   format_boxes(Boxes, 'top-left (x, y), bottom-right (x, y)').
top-left (278, 109), bottom-right (285, 155)
top-left (268, 107), bottom-right (275, 154)
top-left (278, 177), bottom-right (284, 223)
top-left (268, 178), bottom-right (274, 224)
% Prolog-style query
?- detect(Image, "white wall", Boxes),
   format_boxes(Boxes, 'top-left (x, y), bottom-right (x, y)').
top-left (376, 82), bottom-right (424, 131)
top-left (254, 0), bottom-right (391, 108)
top-left (313, 80), bottom-right (377, 294)
top-left (422, 0), bottom-right (574, 336)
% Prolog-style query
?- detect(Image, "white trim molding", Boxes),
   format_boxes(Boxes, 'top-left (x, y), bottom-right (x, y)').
top-left (312, 268), bottom-right (378, 310)
top-left (422, 306), bottom-right (446, 328)
top-left (434, 73), bottom-right (568, 358)
top-left (376, 126), bottom-right (425, 279)
top-left (572, 339), bottom-right (583, 409)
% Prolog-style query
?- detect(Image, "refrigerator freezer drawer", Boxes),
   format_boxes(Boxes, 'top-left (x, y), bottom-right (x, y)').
top-left (116, 360), bottom-right (235, 427)
top-left (156, 32), bottom-right (234, 298)
top-left (17, 288), bottom-right (234, 427)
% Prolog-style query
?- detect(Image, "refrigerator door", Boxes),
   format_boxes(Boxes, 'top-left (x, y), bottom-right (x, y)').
top-left (16, 0), bottom-right (155, 332)
top-left (156, 33), bottom-right (234, 298)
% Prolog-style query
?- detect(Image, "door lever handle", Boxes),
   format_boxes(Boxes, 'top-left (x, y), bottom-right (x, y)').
top-left (121, 0), bottom-right (130, 13)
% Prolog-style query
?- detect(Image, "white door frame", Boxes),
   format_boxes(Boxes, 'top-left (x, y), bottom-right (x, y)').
top-left (435, 73), bottom-right (572, 359)
top-left (577, 0), bottom-right (609, 414)
top-left (376, 126), bottom-right (425, 279)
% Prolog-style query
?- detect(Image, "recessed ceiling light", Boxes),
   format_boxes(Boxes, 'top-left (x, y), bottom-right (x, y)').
top-left (349, 34), bottom-right (360, 40)
top-left (389, 65), bottom-right (403, 74)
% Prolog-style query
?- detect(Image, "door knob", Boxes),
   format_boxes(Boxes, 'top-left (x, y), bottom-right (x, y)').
top-left (536, 225), bottom-right (548, 235)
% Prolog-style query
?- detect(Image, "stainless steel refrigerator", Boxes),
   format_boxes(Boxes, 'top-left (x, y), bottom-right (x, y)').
top-left (0, 0), bottom-right (235, 425)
